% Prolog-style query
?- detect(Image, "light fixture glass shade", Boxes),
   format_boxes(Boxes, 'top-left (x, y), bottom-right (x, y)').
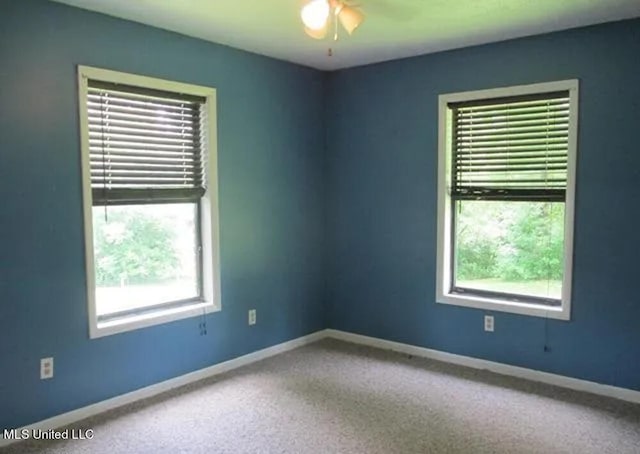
top-left (304, 25), bottom-right (328, 40)
top-left (301, 0), bottom-right (330, 31)
top-left (337, 5), bottom-right (364, 35)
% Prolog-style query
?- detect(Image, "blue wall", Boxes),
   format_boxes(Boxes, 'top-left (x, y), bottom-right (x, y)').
top-left (0, 0), bottom-right (325, 428)
top-left (325, 18), bottom-right (640, 391)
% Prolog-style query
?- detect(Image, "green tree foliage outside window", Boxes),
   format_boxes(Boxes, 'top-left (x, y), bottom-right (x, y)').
top-left (93, 209), bottom-right (179, 287)
top-left (456, 201), bottom-right (564, 283)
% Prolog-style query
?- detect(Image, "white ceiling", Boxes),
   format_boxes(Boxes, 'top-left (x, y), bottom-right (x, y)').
top-left (52, 0), bottom-right (640, 70)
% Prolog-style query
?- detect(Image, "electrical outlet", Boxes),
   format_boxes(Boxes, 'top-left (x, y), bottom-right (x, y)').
top-left (248, 309), bottom-right (256, 326)
top-left (40, 357), bottom-right (54, 379)
top-left (484, 315), bottom-right (494, 332)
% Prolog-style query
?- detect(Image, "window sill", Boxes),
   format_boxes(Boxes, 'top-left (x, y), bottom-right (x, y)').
top-left (90, 301), bottom-right (218, 339)
top-left (437, 292), bottom-right (570, 320)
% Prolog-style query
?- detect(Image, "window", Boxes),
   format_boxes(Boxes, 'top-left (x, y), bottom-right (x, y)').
top-left (436, 80), bottom-right (578, 320)
top-left (78, 66), bottom-right (221, 338)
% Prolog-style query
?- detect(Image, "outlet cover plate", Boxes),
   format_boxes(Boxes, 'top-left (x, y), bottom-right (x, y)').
top-left (40, 357), bottom-right (54, 379)
top-left (484, 315), bottom-right (494, 332)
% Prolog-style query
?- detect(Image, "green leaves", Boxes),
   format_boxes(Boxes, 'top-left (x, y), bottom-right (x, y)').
top-left (456, 201), bottom-right (564, 283)
top-left (93, 207), bottom-right (179, 286)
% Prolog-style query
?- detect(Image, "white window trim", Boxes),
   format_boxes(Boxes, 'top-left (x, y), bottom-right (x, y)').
top-left (436, 80), bottom-right (579, 321)
top-left (77, 65), bottom-right (222, 338)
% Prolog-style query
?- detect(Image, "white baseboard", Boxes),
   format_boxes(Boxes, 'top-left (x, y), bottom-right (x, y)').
top-left (325, 329), bottom-right (640, 405)
top-left (5, 328), bottom-right (639, 448)
top-left (0, 330), bottom-right (325, 447)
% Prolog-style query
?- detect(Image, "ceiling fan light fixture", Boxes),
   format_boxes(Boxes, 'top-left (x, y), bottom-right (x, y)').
top-left (304, 25), bottom-right (328, 40)
top-left (337, 4), bottom-right (364, 35)
top-left (301, 0), bottom-right (331, 31)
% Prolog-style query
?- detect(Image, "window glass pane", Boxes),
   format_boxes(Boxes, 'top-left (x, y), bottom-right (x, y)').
top-left (92, 203), bottom-right (199, 317)
top-left (454, 200), bottom-right (564, 301)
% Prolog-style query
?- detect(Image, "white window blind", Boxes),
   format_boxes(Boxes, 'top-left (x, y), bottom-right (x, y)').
top-left (87, 80), bottom-right (206, 205)
top-left (450, 91), bottom-right (570, 201)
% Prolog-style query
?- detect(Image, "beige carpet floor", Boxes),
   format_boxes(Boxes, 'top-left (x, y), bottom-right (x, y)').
top-left (3, 339), bottom-right (640, 454)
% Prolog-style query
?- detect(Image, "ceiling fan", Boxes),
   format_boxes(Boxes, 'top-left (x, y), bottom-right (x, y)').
top-left (300, 0), bottom-right (365, 40)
